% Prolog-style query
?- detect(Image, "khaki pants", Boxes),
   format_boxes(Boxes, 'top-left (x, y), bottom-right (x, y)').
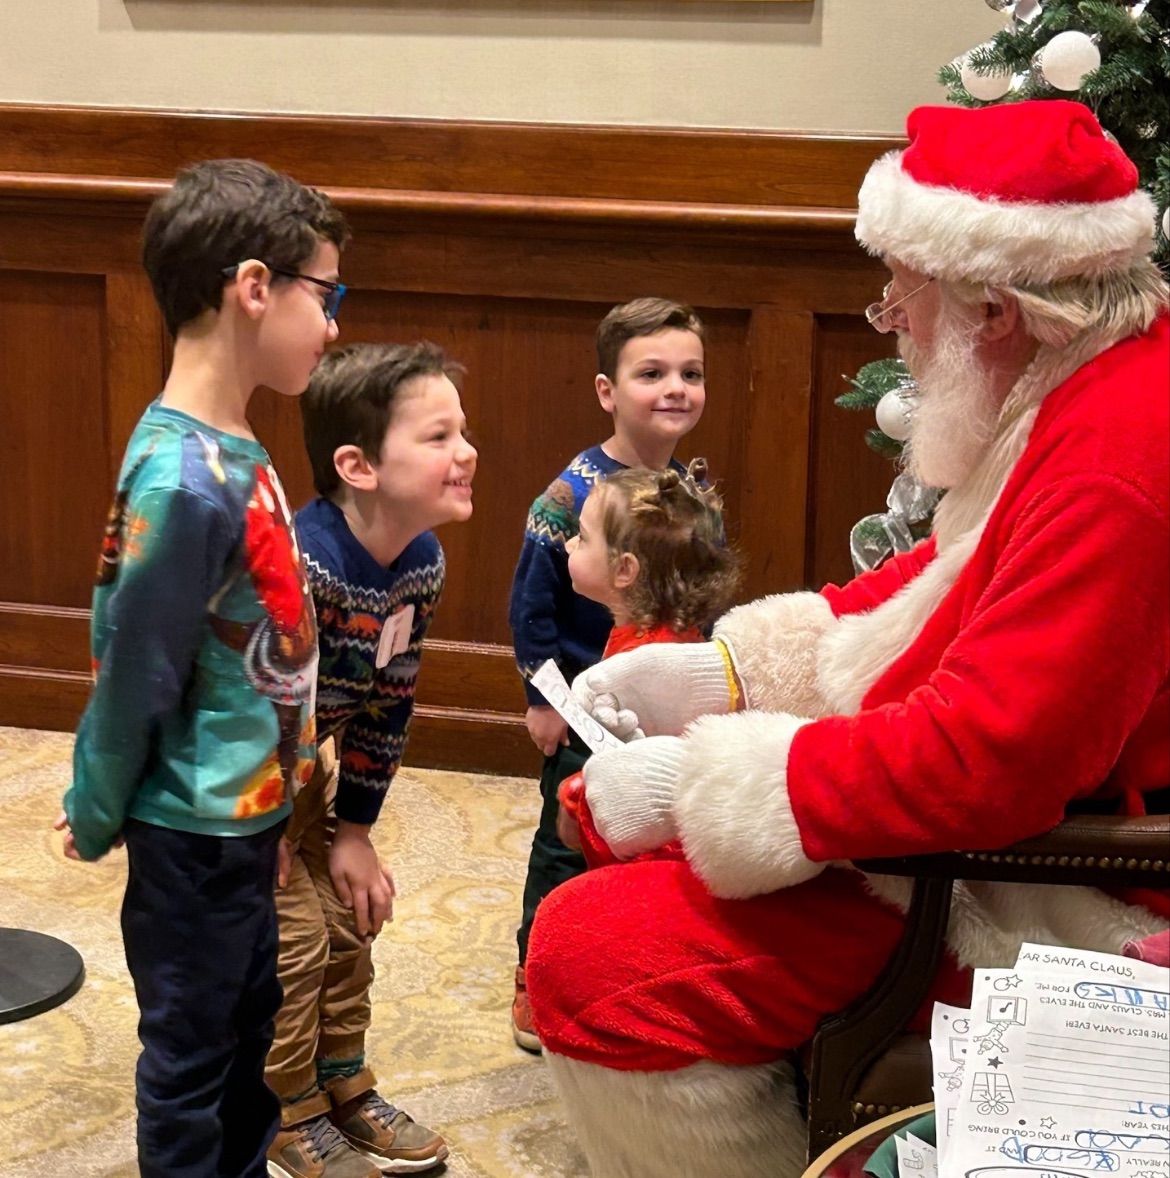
top-left (266, 743), bottom-right (374, 1124)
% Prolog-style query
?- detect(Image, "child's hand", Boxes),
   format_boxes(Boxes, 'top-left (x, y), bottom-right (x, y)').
top-left (556, 771), bottom-right (586, 851)
top-left (276, 836), bottom-right (293, 889)
top-left (53, 810), bottom-right (82, 861)
top-left (525, 705), bottom-right (570, 757)
top-left (330, 821), bottom-right (396, 940)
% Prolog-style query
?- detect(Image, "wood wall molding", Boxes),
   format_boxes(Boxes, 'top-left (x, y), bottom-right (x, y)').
top-left (0, 104), bottom-right (899, 208)
top-left (0, 104), bottom-right (901, 777)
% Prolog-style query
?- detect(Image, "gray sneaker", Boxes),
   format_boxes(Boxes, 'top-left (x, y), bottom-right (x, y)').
top-left (331, 1089), bottom-right (449, 1174)
top-left (267, 1112), bottom-right (382, 1178)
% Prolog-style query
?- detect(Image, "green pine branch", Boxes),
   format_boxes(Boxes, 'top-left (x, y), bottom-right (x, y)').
top-left (937, 0), bottom-right (1168, 274)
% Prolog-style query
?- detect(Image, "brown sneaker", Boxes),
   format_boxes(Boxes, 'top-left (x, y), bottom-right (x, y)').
top-left (328, 1080), bottom-right (449, 1175)
top-left (267, 1112), bottom-right (382, 1178)
top-left (511, 964), bottom-right (542, 1054)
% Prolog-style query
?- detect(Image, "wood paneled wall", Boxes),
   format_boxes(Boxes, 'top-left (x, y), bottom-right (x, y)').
top-left (0, 105), bottom-right (899, 776)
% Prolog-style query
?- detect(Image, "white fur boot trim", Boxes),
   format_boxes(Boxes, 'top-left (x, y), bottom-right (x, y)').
top-left (862, 873), bottom-right (1169, 969)
top-left (543, 1052), bottom-right (807, 1178)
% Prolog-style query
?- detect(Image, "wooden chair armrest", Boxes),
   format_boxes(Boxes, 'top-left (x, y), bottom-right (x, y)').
top-left (855, 814), bottom-right (1169, 888)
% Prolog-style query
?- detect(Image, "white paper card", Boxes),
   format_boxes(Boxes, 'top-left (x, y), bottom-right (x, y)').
top-left (530, 659), bottom-right (626, 754)
top-left (375, 604), bottom-right (415, 669)
top-left (942, 943), bottom-right (1170, 1178)
top-left (898, 1134), bottom-right (939, 1178)
top-left (931, 1002), bottom-right (972, 1162)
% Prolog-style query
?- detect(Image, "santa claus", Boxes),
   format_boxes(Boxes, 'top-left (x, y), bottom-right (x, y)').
top-left (525, 99), bottom-right (1169, 1178)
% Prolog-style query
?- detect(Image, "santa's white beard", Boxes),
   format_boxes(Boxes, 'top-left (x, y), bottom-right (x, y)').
top-left (899, 317), bottom-right (1000, 491)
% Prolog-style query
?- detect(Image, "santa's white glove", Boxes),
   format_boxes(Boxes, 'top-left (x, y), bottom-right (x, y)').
top-left (572, 641), bottom-right (734, 738)
top-left (583, 735), bottom-right (687, 859)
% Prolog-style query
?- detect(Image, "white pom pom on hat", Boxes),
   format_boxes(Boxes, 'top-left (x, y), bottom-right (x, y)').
top-left (855, 100), bottom-right (1155, 285)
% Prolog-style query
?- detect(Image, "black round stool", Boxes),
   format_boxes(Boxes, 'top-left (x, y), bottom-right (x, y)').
top-left (0, 927), bottom-right (85, 1023)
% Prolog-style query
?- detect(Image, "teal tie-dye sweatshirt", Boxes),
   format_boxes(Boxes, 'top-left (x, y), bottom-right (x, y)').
top-left (65, 401), bottom-right (318, 860)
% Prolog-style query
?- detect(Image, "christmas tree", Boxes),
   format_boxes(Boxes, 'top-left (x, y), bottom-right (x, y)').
top-left (943, 0), bottom-right (1168, 275)
top-left (837, 0), bottom-right (1167, 570)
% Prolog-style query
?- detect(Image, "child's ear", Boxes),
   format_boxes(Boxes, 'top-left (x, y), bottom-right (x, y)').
top-left (228, 258), bottom-right (272, 321)
top-left (612, 552), bottom-right (640, 591)
top-left (595, 373), bottom-right (616, 416)
top-left (332, 444), bottom-right (379, 492)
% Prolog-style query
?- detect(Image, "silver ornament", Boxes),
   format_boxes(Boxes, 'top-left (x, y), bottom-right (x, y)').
top-left (984, 0), bottom-right (1015, 9)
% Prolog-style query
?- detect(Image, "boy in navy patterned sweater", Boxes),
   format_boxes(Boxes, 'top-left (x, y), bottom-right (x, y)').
top-left (507, 297), bottom-right (707, 1051)
top-left (265, 343), bottom-right (477, 1178)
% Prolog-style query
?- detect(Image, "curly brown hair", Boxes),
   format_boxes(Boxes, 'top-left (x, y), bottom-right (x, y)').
top-left (593, 459), bottom-right (742, 633)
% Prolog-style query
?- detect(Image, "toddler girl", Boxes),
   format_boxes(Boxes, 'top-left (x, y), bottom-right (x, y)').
top-left (558, 459), bottom-right (742, 865)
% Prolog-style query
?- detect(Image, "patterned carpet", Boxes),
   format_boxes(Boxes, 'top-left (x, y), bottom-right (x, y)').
top-left (0, 726), bottom-right (587, 1178)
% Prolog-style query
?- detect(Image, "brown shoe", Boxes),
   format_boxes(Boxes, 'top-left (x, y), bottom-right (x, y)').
top-left (267, 1112), bottom-right (382, 1178)
top-left (511, 964), bottom-right (542, 1054)
top-left (327, 1073), bottom-right (449, 1175)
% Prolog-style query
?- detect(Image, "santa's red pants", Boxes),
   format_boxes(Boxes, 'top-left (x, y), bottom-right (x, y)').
top-left (527, 859), bottom-right (969, 1071)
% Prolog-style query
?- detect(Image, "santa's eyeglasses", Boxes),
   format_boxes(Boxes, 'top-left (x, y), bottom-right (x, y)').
top-left (865, 277), bottom-right (935, 333)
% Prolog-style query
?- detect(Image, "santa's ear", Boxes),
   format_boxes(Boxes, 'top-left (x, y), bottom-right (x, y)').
top-left (333, 444), bottom-right (379, 492)
top-left (980, 290), bottom-right (1021, 341)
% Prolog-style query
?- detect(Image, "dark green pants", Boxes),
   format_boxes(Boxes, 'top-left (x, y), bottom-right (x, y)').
top-left (516, 735), bottom-right (589, 964)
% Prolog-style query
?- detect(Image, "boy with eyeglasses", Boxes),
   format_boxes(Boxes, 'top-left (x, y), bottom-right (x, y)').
top-left (57, 158), bottom-right (348, 1178)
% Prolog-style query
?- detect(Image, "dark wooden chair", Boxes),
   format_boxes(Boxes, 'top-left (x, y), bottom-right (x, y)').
top-left (803, 809), bottom-right (1170, 1162)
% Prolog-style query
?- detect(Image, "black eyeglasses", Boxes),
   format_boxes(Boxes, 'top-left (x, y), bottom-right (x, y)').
top-left (222, 263), bottom-right (348, 322)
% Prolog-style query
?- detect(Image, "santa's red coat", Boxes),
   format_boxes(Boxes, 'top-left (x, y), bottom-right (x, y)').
top-left (529, 315), bottom-right (1169, 1071)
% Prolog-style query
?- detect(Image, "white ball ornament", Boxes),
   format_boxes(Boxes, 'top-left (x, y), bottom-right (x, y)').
top-left (1162, 207), bottom-right (1169, 240)
top-left (1038, 30), bottom-right (1101, 91)
top-left (960, 51), bottom-right (1014, 101)
top-left (875, 390), bottom-right (916, 443)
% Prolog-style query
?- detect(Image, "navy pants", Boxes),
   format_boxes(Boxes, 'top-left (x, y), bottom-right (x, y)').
top-left (516, 735), bottom-right (588, 965)
top-left (121, 818), bottom-right (285, 1178)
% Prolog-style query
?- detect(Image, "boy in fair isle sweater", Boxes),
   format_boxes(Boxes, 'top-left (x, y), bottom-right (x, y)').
top-left (507, 297), bottom-right (707, 1051)
top-left (265, 342), bottom-right (476, 1178)
top-left (58, 159), bottom-right (348, 1178)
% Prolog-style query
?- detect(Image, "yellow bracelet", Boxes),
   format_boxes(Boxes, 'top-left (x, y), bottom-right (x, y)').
top-left (713, 638), bottom-right (742, 712)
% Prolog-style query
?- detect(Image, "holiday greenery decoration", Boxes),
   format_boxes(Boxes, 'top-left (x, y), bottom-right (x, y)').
top-left (838, 0), bottom-right (1167, 568)
top-left (841, 0), bottom-right (1167, 465)
top-left (835, 358), bottom-right (913, 461)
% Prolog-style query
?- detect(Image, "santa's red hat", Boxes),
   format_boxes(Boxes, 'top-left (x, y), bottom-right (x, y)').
top-left (855, 100), bottom-right (1155, 285)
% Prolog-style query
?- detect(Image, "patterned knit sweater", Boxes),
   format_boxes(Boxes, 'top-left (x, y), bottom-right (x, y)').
top-left (296, 497), bottom-right (445, 826)
top-left (508, 445), bottom-right (686, 708)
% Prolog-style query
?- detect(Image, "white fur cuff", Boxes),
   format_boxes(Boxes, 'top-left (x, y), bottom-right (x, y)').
top-left (676, 711), bottom-right (821, 899)
top-left (714, 592), bottom-right (835, 718)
